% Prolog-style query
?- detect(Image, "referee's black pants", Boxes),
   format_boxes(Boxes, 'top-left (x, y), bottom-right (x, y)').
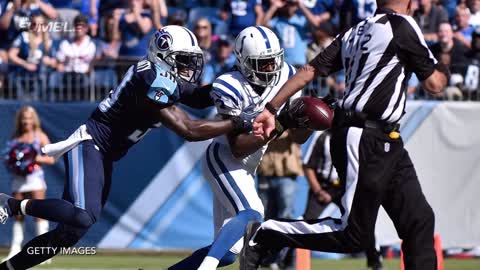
top-left (255, 126), bottom-right (437, 270)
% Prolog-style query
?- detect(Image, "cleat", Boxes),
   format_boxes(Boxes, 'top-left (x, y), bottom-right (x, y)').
top-left (240, 221), bottom-right (264, 270)
top-left (0, 193), bottom-right (13, 224)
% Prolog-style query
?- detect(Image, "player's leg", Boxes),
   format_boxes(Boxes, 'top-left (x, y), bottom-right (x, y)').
top-left (240, 127), bottom-right (399, 270)
top-left (0, 140), bottom-right (111, 269)
top-left (198, 143), bottom-right (264, 270)
top-left (382, 150), bottom-right (436, 270)
top-left (365, 235), bottom-right (384, 270)
top-left (167, 197), bottom-right (237, 270)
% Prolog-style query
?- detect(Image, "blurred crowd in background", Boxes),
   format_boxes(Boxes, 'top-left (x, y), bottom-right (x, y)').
top-left (0, 0), bottom-right (480, 101)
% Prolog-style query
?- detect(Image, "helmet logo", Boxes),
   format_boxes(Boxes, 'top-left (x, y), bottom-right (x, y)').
top-left (155, 30), bottom-right (173, 51)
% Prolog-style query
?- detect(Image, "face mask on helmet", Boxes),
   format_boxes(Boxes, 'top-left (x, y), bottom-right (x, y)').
top-left (164, 51), bottom-right (204, 83)
top-left (243, 50), bottom-right (284, 87)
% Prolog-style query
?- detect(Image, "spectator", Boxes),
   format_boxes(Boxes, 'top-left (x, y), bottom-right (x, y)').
top-left (78, 0), bottom-right (100, 37)
top-left (93, 13), bottom-right (120, 94)
top-left (306, 22), bottom-right (334, 63)
top-left (0, 0), bottom-right (57, 52)
top-left (98, 0), bottom-right (128, 18)
top-left (145, 0), bottom-right (168, 29)
top-left (166, 9), bottom-right (187, 26)
top-left (430, 22), bottom-right (471, 75)
top-left (8, 13), bottom-right (56, 100)
top-left (413, 0), bottom-right (449, 44)
top-left (56, 14), bottom-right (96, 100)
top-left (454, 5), bottom-right (475, 48)
top-left (114, 0), bottom-right (153, 60)
top-left (442, 0), bottom-right (459, 21)
top-left (306, 22), bottom-right (344, 97)
top-left (95, 14), bottom-right (120, 63)
top-left (257, 131), bottom-right (303, 270)
top-left (306, 0), bottom-right (336, 28)
top-left (193, 18), bottom-right (214, 62)
top-left (429, 22), bottom-right (471, 99)
top-left (340, 0), bottom-right (377, 30)
top-left (262, 0), bottom-right (321, 67)
top-left (2, 106), bottom-right (54, 261)
top-left (468, 0), bottom-right (480, 27)
top-left (201, 36), bottom-right (235, 85)
top-left (220, 0), bottom-right (264, 38)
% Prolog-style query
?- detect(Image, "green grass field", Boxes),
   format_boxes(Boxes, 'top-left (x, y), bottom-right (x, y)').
top-left (3, 253), bottom-right (476, 270)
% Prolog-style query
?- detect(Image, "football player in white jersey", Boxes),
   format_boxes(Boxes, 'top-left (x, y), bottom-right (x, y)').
top-left (167, 26), bottom-right (311, 270)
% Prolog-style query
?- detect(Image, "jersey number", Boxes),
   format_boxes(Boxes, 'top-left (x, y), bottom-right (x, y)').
top-left (99, 67), bottom-right (134, 112)
top-left (127, 122), bottom-right (162, 143)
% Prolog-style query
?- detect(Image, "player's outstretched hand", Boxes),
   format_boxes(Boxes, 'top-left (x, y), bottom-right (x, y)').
top-left (253, 110), bottom-right (276, 138)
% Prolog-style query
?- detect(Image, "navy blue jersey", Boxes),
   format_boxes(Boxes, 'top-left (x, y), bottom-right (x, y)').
top-left (86, 59), bottom-right (213, 161)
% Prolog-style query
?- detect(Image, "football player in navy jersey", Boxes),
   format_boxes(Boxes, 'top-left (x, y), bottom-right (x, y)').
top-left (0, 25), bottom-right (252, 270)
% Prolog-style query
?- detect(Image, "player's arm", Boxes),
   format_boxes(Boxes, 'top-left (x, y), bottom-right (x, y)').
top-left (155, 105), bottom-right (249, 142)
top-left (227, 98), bottom-right (310, 158)
top-left (227, 125), bottom-right (277, 159)
top-left (178, 82), bottom-right (215, 109)
top-left (268, 31), bottom-right (345, 110)
top-left (392, 16), bottom-right (448, 96)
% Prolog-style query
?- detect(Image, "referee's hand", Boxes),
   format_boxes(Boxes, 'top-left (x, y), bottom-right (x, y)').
top-left (253, 109), bottom-right (276, 137)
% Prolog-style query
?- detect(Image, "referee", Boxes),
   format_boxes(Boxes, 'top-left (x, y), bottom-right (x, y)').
top-left (303, 130), bottom-right (384, 270)
top-left (241, 1), bottom-right (449, 270)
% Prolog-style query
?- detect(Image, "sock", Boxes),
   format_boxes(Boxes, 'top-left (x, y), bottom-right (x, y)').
top-left (36, 220), bottom-right (49, 236)
top-left (20, 200), bottom-right (29, 215)
top-left (197, 256), bottom-right (219, 270)
top-left (168, 246), bottom-right (210, 270)
top-left (206, 209), bottom-right (262, 261)
top-left (7, 199), bottom-right (21, 216)
top-left (167, 247), bottom-right (237, 270)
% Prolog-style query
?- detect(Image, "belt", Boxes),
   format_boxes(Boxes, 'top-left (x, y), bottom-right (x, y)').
top-left (333, 109), bottom-right (400, 139)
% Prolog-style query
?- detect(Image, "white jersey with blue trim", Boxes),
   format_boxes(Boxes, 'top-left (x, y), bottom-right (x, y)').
top-left (209, 62), bottom-right (297, 173)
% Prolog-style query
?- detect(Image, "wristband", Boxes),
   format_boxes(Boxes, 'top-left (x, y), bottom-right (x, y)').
top-left (265, 102), bottom-right (279, 115)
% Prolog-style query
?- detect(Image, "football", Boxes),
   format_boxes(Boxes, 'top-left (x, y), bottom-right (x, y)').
top-left (299, 96), bottom-right (334, 130)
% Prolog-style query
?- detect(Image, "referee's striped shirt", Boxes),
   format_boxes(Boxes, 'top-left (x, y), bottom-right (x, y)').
top-left (310, 7), bottom-right (438, 123)
top-left (303, 131), bottom-right (338, 186)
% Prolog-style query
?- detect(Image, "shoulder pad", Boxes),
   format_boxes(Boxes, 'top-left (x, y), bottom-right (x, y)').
top-left (145, 63), bottom-right (178, 104)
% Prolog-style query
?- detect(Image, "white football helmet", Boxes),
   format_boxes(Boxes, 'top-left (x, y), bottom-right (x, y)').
top-left (147, 25), bottom-right (204, 83)
top-left (233, 26), bottom-right (284, 87)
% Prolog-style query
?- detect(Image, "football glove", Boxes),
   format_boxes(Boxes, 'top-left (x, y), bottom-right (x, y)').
top-left (231, 113), bottom-right (254, 134)
top-left (276, 98), bottom-right (309, 132)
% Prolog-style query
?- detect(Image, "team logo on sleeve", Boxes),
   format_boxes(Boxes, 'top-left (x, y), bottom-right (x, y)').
top-left (155, 30), bottom-right (173, 51)
top-left (147, 87), bottom-right (169, 104)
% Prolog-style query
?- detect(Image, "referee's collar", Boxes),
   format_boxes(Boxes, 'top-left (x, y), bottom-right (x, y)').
top-left (375, 7), bottom-right (397, 15)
